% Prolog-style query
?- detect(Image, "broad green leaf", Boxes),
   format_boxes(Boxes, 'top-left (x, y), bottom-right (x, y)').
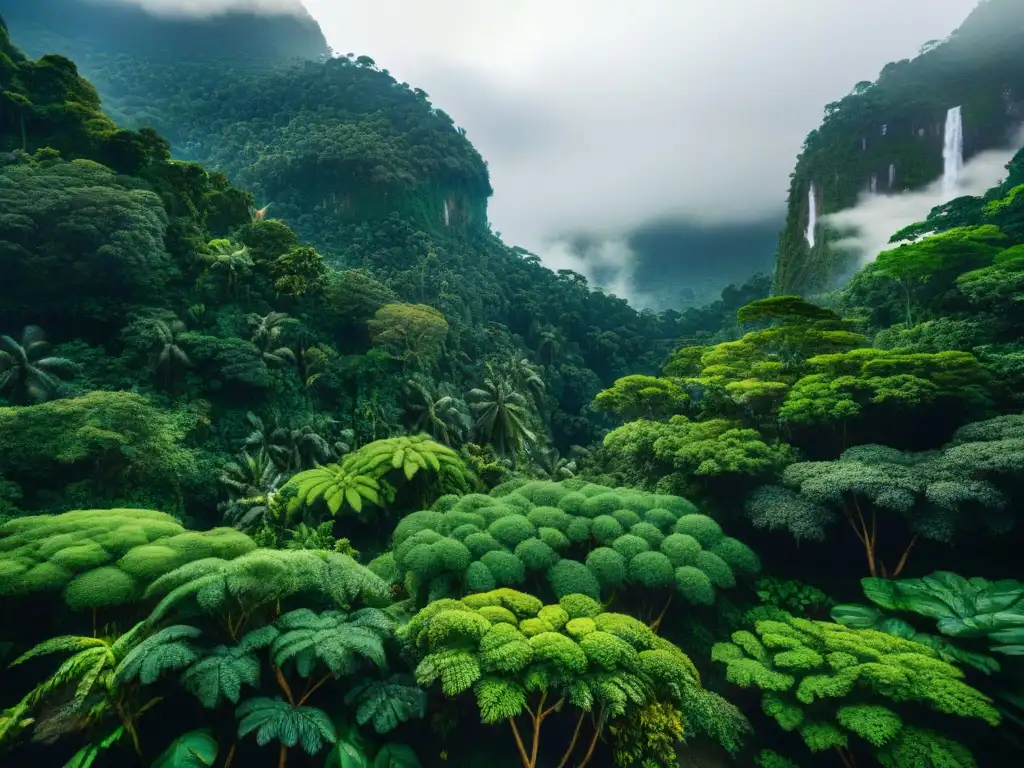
top-left (152, 730), bottom-right (218, 768)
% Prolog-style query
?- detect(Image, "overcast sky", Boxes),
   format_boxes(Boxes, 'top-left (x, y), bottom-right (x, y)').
top-left (114, 0), bottom-right (982, 276)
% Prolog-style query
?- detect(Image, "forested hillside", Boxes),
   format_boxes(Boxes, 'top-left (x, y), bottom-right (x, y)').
top-left (1, 0), bottom-right (747, 452)
top-left (1, 4), bottom-right (1023, 768)
top-left (775, 0), bottom-right (1024, 295)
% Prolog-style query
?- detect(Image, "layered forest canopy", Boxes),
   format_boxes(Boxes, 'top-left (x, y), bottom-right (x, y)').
top-left (774, 0), bottom-right (1024, 296)
top-left (1, 4), bottom-right (1024, 768)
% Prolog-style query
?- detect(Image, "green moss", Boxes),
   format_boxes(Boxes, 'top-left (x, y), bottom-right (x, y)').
top-left (527, 506), bottom-right (572, 531)
top-left (629, 522), bottom-right (665, 549)
top-left (514, 538), bottom-right (560, 571)
top-left (591, 514), bottom-right (624, 544)
top-left (711, 537), bottom-right (762, 576)
top-left (487, 515), bottom-right (537, 547)
top-left (629, 551), bottom-right (676, 590)
top-left (537, 526), bottom-right (571, 552)
top-left (694, 551), bottom-right (736, 589)
top-left (47, 541), bottom-right (112, 572)
top-left (547, 560), bottom-right (601, 600)
top-left (64, 566), bottom-right (138, 609)
top-left (117, 544), bottom-right (186, 578)
top-left (611, 534), bottom-right (650, 560)
top-left (581, 492), bottom-right (623, 518)
top-left (586, 547), bottom-right (627, 589)
top-left (660, 533), bottom-right (702, 568)
top-left (644, 507), bottom-right (679, 532)
top-left (463, 532), bottom-right (503, 560)
top-left (676, 566), bottom-right (715, 606)
top-left (556, 492), bottom-right (588, 515)
top-left (479, 550), bottom-right (525, 587)
top-left (674, 515), bottom-right (724, 548)
top-left (466, 560), bottom-right (497, 592)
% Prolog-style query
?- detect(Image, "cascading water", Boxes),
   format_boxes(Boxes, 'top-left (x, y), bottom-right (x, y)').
top-left (888, 163), bottom-right (896, 188)
top-left (869, 173), bottom-right (878, 194)
top-left (443, 199), bottom-right (450, 226)
top-left (805, 185), bottom-right (816, 248)
top-left (943, 106), bottom-right (963, 194)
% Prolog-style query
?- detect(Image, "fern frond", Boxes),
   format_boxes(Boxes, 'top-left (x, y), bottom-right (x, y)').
top-left (181, 646), bottom-right (261, 709)
top-left (236, 697), bottom-right (337, 756)
top-left (115, 626), bottom-right (202, 686)
top-left (344, 675), bottom-right (427, 734)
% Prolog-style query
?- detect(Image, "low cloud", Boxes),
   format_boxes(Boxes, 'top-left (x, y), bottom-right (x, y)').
top-left (99, 0), bottom-right (305, 17)
top-left (826, 127), bottom-right (1024, 268)
top-left (301, 0), bottom-right (979, 299)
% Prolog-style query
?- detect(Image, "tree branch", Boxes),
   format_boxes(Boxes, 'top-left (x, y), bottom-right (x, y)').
top-left (508, 717), bottom-right (531, 768)
top-left (274, 666), bottom-right (295, 707)
top-left (555, 711), bottom-right (586, 768)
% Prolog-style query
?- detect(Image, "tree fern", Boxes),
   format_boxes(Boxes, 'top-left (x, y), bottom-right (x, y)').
top-left (144, 550), bottom-right (391, 627)
top-left (180, 645), bottom-right (263, 709)
top-left (286, 462), bottom-right (381, 517)
top-left (114, 625), bottom-right (202, 686)
top-left (401, 589), bottom-right (711, 768)
top-left (348, 434), bottom-right (465, 482)
top-left (271, 609), bottom-right (391, 678)
top-left (344, 675), bottom-right (427, 734)
top-left (151, 729), bottom-right (218, 768)
top-left (236, 697), bottom-right (336, 757)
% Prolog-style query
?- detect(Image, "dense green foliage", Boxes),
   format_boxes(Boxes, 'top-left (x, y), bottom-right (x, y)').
top-left (713, 611), bottom-right (999, 765)
top-left (1, 4), bottom-right (1024, 766)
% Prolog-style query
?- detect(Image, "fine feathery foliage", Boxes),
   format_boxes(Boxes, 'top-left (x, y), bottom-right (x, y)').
top-left (400, 587), bottom-right (737, 767)
top-left (712, 611), bottom-right (999, 764)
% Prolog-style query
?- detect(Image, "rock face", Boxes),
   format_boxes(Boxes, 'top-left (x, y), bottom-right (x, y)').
top-left (773, 0), bottom-right (1024, 296)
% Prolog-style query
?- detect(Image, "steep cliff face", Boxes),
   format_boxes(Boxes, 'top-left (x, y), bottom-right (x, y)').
top-left (774, 0), bottom-right (1024, 296)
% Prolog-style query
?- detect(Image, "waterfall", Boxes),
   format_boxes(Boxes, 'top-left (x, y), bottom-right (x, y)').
top-left (443, 199), bottom-right (450, 226)
top-left (943, 106), bottom-right (964, 194)
top-left (805, 185), bottom-right (817, 248)
top-left (869, 173), bottom-right (878, 194)
top-left (888, 163), bottom-right (896, 188)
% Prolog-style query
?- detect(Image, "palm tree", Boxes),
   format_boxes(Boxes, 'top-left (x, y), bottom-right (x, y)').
top-left (151, 318), bottom-right (192, 386)
top-left (269, 425), bottom-right (332, 473)
top-left (201, 239), bottom-right (253, 295)
top-left (501, 355), bottom-right (545, 400)
top-left (0, 325), bottom-right (77, 403)
top-left (536, 326), bottom-right (565, 366)
top-left (529, 445), bottom-right (578, 480)
top-left (405, 378), bottom-right (470, 447)
top-left (219, 450), bottom-right (285, 530)
top-left (242, 412), bottom-right (332, 473)
top-left (248, 311), bottom-right (296, 367)
top-left (466, 368), bottom-right (537, 460)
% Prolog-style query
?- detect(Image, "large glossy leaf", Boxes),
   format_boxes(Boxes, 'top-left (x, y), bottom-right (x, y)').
top-left (324, 722), bottom-right (370, 768)
top-left (152, 730), bottom-right (218, 768)
top-left (830, 603), bottom-right (881, 628)
top-left (374, 743), bottom-right (421, 768)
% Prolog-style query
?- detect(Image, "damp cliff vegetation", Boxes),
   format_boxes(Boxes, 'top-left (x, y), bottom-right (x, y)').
top-left (774, 0), bottom-right (1024, 296)
top-left (1, 4), bottom-right (1024, 767)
